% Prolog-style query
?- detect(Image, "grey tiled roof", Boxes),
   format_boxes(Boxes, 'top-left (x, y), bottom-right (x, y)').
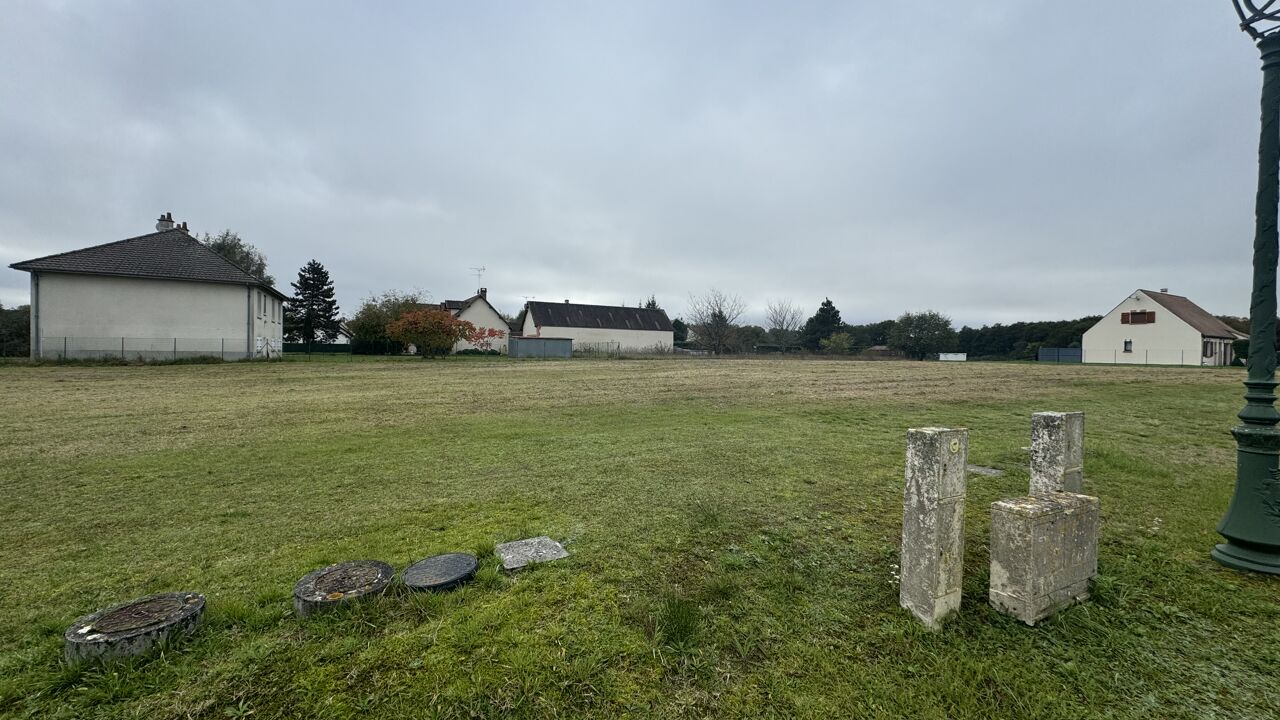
top-left (525, 301), bottom-right (673, 332)
top-left (10, 228), bottom-right (286, 298)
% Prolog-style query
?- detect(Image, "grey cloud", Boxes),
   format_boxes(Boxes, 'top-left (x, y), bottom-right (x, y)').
top-left (0, 2), bottom-right (1262, 328)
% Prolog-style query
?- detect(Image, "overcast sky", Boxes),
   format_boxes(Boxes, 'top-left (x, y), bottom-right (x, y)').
top-left (0, 2), bottom-right (1265, 327)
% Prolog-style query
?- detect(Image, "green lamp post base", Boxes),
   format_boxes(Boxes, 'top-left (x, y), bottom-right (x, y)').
top-left (1212, 541), bottom-right (1280, 574)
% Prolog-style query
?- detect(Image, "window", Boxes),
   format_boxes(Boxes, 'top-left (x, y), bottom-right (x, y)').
top-left (1203, 340), bottom-right (1213, 358)
top-left (1121, 310), bottom-right (1155, 325)
top-left (1123, 339), bottom-right (1133, 353)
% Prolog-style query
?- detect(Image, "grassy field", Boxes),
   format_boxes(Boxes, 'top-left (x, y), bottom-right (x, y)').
top-left (0, 358), bottom-right (1277, 719)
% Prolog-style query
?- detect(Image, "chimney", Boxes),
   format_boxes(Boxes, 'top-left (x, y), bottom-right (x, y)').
top-left (564, 299), bottom-right (570, 304)
top-left (1160, 287), bottom-right (1168, 293)
top-left (479, 287), bottom-right (487, 298)
top-left (155, 212), bottom-right (175, 231)
top-left (181, 221), bottom-right (188, 232)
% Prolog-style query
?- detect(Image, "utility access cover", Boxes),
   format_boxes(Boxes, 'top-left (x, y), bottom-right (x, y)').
top-left (293, 560), bottom-right (394, 617)
top-left (64, 592), bottom-right (205, 665)
top-left (403, 553), bottom-right (479, 592)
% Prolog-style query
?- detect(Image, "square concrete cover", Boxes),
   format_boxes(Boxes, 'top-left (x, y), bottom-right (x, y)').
top-left (495, 536), bottom-right (569, 571)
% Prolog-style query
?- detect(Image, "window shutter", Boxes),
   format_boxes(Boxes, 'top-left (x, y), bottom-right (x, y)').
top-left (1121, 312), bottom-right (1131, 324)
top-left (1147, 311), bottom-right (1154, 322)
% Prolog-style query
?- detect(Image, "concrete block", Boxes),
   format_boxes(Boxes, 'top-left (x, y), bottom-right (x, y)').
top-left (900, 427), bottom-right (968, 629)
top-left (989, 492), bottom-right (1099, 625)
top-left (495, 536), bottom-right (569, 571)
top-left (1030, 411), bottom-right (1084, 495)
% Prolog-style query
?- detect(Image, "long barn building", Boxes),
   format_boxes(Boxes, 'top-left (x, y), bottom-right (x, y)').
top-left (515, 300), bottom-right (673, 352)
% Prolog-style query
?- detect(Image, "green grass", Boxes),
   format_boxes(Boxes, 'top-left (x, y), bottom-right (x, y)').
top-left (0, 358), bottom-right (1276, 719)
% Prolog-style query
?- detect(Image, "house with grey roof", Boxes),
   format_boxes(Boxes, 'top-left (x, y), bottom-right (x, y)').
top-left (1082, 289), bottom-right (1246, 366)
top-left (8, 213), bottom-right (287, 360)
top-left (439, 288), bottom-right (509, 353)
top-left (514, 300), bottom-right (674, 352)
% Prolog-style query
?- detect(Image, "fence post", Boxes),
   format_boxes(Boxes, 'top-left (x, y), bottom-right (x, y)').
top-left (121, 337), bottom-right (125, 359)
top-left (174, 337), bottom-right (177, 360)
top-left (1146, 349), bottom-right (1149, 365)
top-left (222, 338), bottom-right (225, 361)
top-left (64, 336), bottom-right (67, 359)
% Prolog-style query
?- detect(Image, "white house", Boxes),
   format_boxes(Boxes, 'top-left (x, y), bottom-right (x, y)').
top-left (1082, 289), bottom-right (1245, 366)
top-left (441, 288), bottom-right (510, 353)
top-left (8, 213), bottom-right (287, 360)
top-left (515, 300), bottom-right (674, 352)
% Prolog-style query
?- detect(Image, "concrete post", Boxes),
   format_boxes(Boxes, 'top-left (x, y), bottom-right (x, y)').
top-left (989, 493), bottom-right (1099, 625)
top-left (1030, 412), bottom-right (1084, 495)
top-left (900, 427), bottom-right (968, 629)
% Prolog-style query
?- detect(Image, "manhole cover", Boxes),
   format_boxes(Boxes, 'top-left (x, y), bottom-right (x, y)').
top-left (403, 553), bottom-right (478, 592)
top-left (64, 592), bottom-right (205, 666)
top-left (293, 560), bottom-right (394, 617)
top-left (92, 595), bottom-right (186, 633)
top-left (314, 564), bottom-right (382, 595)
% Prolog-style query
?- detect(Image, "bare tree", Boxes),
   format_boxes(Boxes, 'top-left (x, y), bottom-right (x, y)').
top-left (765, 299), bottom-right (803, 353)
top-left (687, 289), bottom-right (746, 355)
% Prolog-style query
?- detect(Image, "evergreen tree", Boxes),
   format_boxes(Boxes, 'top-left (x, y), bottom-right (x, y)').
top-left (645, 295), bottom-right (660, 310)
top-left (799, 298), bottom-right (844, 351)
top-left (672, 318), bottom-right (689, 345)
top-left (285, 260), bottom-right (341, 343)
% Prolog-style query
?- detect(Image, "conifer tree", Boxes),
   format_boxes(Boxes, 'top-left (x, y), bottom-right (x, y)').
top-left (799, 298), bottom-right (844, 351)
top-left (285, 260), bottom-right (341, 343)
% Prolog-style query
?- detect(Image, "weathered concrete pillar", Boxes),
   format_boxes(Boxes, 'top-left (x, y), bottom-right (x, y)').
top-left (900, 427), bottom-right (968, 629)
top-left (1030, 411), bottom-right (1084, 495)
top-left (989, 492), bottom-right (1099, 625)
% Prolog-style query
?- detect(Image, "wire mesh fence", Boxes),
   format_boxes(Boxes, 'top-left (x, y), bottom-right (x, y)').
top-left (38, 337), bottom-right (256, 361)
top-left (1079, 348), bottom-right (1233, 366)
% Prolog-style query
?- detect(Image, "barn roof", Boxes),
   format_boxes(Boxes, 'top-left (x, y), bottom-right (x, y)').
top-left (9, 228), bottom-right (287, 298)
top-left (1141, 290), bottom-right (1244, 340)
top-left (524, 301), bottom-right (673, 332)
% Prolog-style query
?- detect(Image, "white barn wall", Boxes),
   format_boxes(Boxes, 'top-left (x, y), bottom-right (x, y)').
top-left (522, 317), bottom-right (672, 351)
top-left (1082, 290), bottom-right (1202, 365)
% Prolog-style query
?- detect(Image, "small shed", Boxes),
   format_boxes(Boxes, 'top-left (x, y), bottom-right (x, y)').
top-left (509, 336), bottom-right (572, 358)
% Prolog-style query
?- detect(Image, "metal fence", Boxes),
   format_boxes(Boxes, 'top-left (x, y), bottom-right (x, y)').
top-left (572, 341), bottom-right (623, 357)
top-left (38, 337), bottom-right (255, 361)
top-left (1038, 348), bottom-right (1083, 363)
top-left (1080, 348), bottom-right (1222, 366)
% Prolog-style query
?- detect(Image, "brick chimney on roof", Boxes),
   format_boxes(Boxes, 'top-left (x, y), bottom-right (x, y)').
top-left (479, 287), bottom-right (487, 298)
top-left (155, 212), bottom-right (175, 231)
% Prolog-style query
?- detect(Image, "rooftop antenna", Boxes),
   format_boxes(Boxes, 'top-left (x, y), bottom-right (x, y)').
top-left (522, 295), bottom-right (536, 302)
top-left (469, 266), bottom-right (486, 289)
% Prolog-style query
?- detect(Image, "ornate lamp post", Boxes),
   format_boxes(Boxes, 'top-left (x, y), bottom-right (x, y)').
top-left (1215, 2), bottom-right (1280, 574)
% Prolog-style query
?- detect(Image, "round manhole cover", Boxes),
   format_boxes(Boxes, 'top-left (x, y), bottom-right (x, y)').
top-left (293, 560), bottom-right (394, 617)
top-left (92, 595), bottom-right (186, 633)
top-left (64, 592), bottom-right (205, 666)
top-left (314, 564), bottom-right (382, 595)
top-left (403, 553), bottom-right (478, 592)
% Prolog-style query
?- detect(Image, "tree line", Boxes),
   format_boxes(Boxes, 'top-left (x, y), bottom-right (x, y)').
top-left (674, 291), bottom-right (1103, 360)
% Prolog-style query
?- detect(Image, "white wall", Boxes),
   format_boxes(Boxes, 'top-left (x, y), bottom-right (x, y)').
top-left (32, 272), bottom-right (278, 358)
top-left (1082, 291), bottom-right (1202, 365)
top-left (453, 300), bottom-right (509, 353)
top-left (522, 314), bottom-right (672, 352)
top-left (249, 286), bottom-right (285, 356)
